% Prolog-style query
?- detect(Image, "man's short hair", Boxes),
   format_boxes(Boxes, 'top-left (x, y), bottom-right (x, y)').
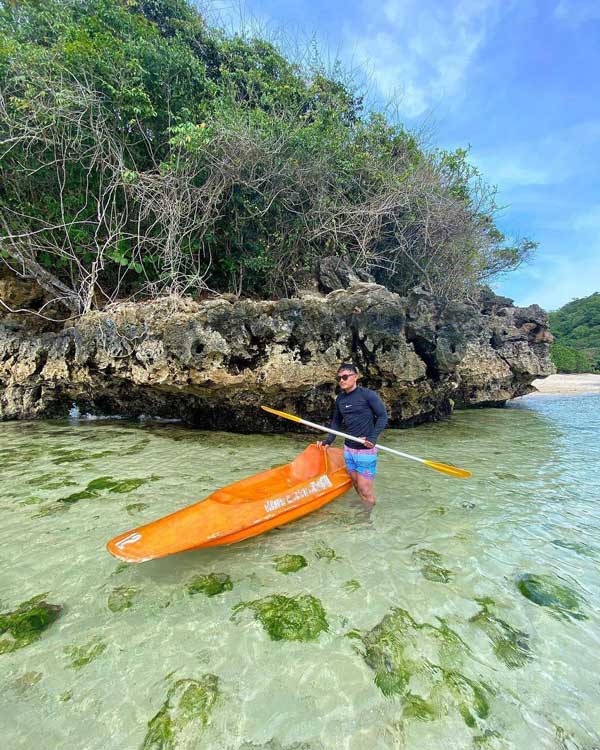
top-left (337, 363), bottom-right (358, 373)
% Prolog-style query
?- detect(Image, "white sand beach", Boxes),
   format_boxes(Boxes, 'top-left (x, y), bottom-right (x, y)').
top-left (525, 373), bottom-right (600, 396)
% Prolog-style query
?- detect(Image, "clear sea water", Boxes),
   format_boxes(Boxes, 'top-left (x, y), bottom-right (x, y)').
top-left (1, 394), bottom-right (599, 750)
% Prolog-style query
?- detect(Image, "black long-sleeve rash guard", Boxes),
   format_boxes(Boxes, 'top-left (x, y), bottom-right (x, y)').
top-left (323, 386), bottom-right (388, 450)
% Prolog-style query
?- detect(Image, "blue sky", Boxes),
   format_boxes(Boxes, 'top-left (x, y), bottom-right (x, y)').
top-left (208, 0), bottom-right (600, 311)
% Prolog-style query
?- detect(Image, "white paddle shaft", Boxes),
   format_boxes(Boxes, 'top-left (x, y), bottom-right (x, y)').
top-left (298, 416), bottom-right (426, 465)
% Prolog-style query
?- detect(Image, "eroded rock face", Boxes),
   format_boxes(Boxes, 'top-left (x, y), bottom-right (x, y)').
top-left (0, 284), bottom-right (554, 427)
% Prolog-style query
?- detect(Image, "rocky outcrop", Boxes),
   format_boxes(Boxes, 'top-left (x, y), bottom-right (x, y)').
top-left (0, 283), bottom-right (554, 429)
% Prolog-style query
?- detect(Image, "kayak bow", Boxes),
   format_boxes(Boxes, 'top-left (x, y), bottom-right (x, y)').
top-left (107, 444), bottom-right (351, 563)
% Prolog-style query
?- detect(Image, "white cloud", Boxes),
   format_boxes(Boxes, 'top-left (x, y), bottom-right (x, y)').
top-left (346, 0), bottom-right (511, 117)
top-left (554, 0), bottom-right (600, 26)
top-left (470, 118), bottom-right (600, 192)
top-left (497, 252), bottom-right (600, 310)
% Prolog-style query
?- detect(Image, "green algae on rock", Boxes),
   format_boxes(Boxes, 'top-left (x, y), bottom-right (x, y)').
top-left (473, 729), bottom-right (511, 749)
top-left (59, 488), bottom-right (99, 504)
top-left (517, 573), bottom-right (587, 621)
top-left (109, 478), bottom-right (147, 494)
top-left (126, 502), bottom-right (149, 515)
top-left (402, 693), bottom-right (436, 721)
top-left (442, 670), bottom-right (490, 728)
top-left (107, 586), bottom-right (138, 612)
top-left (412, 549), bottom-right (453, 584)
top-left (470, 600), bottom-right (532, 669)
top-left (0, 593), bottom-right (62, 654)
top-left (187, 573), bottom-right (233, 597)
top-left (65, 638), bottom-right (107, 669)
top-left (313, 542), bottom-right (339, 562)
top-left (51, 448), bottom-right (114, 464)
top-left (273, 555), bottom-right (308, 574)
top-left (411, 548), bottom-right (442, 564)
top-left (239, 741), bottom-right (323, 750)
top-left (233, 594), bottom-right (328, 642)
top-left (28, 472), bottom-right (76, 490)
top-left (551, 539), bottom-right (597, 558)
top-left (11, 670), bottom-right (43, 695)
top-left (58, 476), bottom-right (149, 506)
top-left (421, 564), bottom-right (453, 584)
top-left (356, 607), bottom-right (490, 728)
top-left (343, 579), bottom-right (361, 593)
top-left (141, 674), bottom-right (219, 750)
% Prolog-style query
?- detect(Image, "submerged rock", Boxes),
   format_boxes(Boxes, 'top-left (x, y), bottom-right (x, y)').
top-left (273, 555), bottom-right (308, 574)
top-left (107, 586), bottom-right (138, 612)
top-left (517, 573), bottom-right (587, 621)
top-left (470, 599), bottom-right (532, 669)
top-left (233, 594), bottom-right (328, 642)
top-left (551, 539), bottom-right (597, 558)
top-left (0, 285), bottom-right (553, 426)
top-left (412, 548), bottom-right (453, 584)
top-left (58, 476), bottom-right (151, 506)
top-left (355, 607), bottom-right (490, 728)
top-left (313, 542), bottom-right (339, 562)
top-left (127, 502), bottom-right (149, 514)
top-left (240, 741), bottom-right (323, 750)
top-left (0, 593), bottom-right (62, 654)
top-left (187, 573), bottom-right (233, 597)
top-left (10, 670), bottom-right (43, 695)
top-left (141, 674), bottom-right (219, 750)
top-left (64, 638), bottom-right (107, 669)
top-left (421, 564), bottom-right (453, 584)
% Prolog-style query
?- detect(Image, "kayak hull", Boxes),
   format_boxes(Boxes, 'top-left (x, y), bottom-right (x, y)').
top-left (106, 444), bottom-right (351, 563)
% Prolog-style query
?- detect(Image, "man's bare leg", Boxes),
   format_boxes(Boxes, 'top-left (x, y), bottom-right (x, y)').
top-left (349, 470), bottom-right (360, 496)
top-left (355, 473), bottom-right (376, 506)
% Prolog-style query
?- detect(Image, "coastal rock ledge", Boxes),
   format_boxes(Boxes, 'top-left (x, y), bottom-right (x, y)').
top-left (0, 284), bottom-right (554, 430)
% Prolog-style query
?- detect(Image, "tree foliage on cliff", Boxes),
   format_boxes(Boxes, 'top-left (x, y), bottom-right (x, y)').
top-left (549, 292), bottom-right (600, 373)
top-left (0, 0), bottom-right (535, 313)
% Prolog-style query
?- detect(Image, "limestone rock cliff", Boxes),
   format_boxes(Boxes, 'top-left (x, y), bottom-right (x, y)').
top-left (0, 282), bottom-right (554, 429)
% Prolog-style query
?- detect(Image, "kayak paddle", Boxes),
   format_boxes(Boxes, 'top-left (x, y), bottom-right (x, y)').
top-left (261, 405), bottom-right (472, 479)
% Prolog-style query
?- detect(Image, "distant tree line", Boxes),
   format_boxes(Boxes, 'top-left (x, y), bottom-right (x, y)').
top-left (0, 0), bottom-right (535, 315)
top-left (549, 292), bottom-right (600, 373)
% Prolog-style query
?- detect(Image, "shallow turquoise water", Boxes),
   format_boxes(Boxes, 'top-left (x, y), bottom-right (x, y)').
top-left (1, 395), bottom-right (599, 749)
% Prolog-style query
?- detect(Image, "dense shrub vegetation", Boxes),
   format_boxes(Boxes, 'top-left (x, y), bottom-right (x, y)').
top-left (0, 0), bottom-right (535, 314)
top-left (550, 293), bottom-right (600, 373)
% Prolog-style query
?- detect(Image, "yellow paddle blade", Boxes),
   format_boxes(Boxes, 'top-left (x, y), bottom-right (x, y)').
top-left (423, 460), bottom-right (472, 479)
top-left (261, 405), bottom-right (303, 424)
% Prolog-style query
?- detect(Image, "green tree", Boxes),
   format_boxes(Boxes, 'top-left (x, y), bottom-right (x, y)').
top-left (0, 0), bottom-right (535, 312)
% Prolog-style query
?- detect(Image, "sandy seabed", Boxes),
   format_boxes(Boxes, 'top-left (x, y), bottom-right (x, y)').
top-left (523, 373), bottom-right (600, 396)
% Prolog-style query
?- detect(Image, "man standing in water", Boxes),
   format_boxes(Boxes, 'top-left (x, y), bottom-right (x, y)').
top-left (318, 363), bottom-right (388, 507)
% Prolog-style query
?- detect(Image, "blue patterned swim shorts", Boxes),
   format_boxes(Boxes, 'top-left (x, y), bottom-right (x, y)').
top-left (343, 446), bottom-right (378, 479)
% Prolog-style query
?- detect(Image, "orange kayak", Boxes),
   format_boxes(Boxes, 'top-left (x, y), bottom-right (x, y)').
top-left (106, 444), bottom-right (351, 563)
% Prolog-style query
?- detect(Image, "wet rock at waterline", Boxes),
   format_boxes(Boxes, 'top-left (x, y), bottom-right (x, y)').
top-left (0, 594), bottom-right (62, 654)
top-left (0, 284), bottom-right (553, 427)
top-left (232, 594), bottom-right (328, 642)
top-left (141, 675), bottom-right (219, 750)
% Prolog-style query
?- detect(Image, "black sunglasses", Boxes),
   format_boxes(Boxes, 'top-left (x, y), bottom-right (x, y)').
top-left (336, 373), bottom-right (355, 381)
